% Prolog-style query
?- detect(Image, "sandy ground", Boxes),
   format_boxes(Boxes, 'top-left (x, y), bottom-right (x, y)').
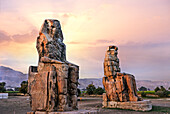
top-left (0, 96), bottom-right (170, 114)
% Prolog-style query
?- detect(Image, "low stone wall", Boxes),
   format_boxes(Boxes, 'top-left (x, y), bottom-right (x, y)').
top-left (102, 100), bottom-right (152, 111)
top-left (0, 93), bottom-right (8, 99)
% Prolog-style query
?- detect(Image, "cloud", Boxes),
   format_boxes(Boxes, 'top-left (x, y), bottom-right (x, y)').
top-left (11, 29), bottom-right (38, 43)
top-left (0, 29), bottom-right (38, 44)
top-left (96, 39), bottom-right (114, 43)
top-left (70, 41), bottom-right (170, 80)
top-left (66, 39), bottom-right (114, 45)
top-left (0, 30), bottom-right (11, 43)
top-left (118, 42), bottom-right (170, 80)
top-left (66, 41), bottom-right (81, 44)
top-left (0, 0), bottom-right (170, 81)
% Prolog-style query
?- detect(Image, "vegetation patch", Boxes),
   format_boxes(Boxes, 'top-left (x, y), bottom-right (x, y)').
top-left (152, 106), bottom-right (170, 113)
top-left (137, 91), bottom-right (155, 94)
top-left (104, 106), bottom-right (170, 113)
top-left (5, 91), bottom-right (19, 93)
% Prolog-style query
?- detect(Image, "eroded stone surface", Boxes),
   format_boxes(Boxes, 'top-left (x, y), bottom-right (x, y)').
top-left (102, 100), bottom-right (152, 111)
top-left (28, 19), bottom-right (79, 112)
top-left (102, 45), bottom-right (152, 111)
top-left (37, 19), bottom-right (66, 62)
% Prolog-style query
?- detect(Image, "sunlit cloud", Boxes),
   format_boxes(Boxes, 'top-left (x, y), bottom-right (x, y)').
top-left (0, 0), bottom-right (170, 80)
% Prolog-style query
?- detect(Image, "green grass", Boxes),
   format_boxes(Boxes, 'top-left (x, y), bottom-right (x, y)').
top-left (142, 96), bottom-right (159, 99)
top-left (137, 91), bottom-right (155, 94)
top-left (138, 91), bottom-right (170, 94)
top-left (5, 91), bottom-right (19, 93)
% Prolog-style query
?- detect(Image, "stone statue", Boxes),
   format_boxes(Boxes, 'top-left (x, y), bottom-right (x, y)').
top-left (28, 19), bottom-right (79, 113)
top-left (102, 45), bottom-right (152, 111)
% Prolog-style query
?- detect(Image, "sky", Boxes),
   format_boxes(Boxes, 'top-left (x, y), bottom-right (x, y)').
top-left (0, 0), bottom-right (170, 80)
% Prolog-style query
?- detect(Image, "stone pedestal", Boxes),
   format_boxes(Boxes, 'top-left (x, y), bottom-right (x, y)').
top-left (102, 100), bottom-right (152, 111)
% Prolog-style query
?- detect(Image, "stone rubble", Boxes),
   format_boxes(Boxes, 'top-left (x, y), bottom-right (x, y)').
top-left (28, 19), bottom-right (79, 112)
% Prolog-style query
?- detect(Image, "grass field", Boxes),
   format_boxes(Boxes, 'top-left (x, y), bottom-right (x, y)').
top-left (5, 91), bottom-right (19, 93)
top-left (137, 91), bottom-right (155, 94)
top-left (138, 91), bottom-right (170, 95)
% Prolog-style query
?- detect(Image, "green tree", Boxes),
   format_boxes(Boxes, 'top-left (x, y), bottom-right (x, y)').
top-left (86, 84), bottom-right (96, 95)
top-left (138, 86), bottom-right (147, 91)
top-left (19, 81), bottom-right (28, 95)
top-left (160, 86), bottom-right (166, 91)
top-left (95, 87), bottom-right (105, 95)
top-left (155, 86), bottom-right (168, 98)
top-left (154, 87), bottom-right (160, 92)
top-left (77, 88), bottom-right (81, 97)
top-left (15, 87), bottom-right (20, 91)
top-left (0, 82), bottom-right (6, 93)
top-left (141, 92), bottom-right (146, 97)
top-left (156, 90), bottom-right (168, 98)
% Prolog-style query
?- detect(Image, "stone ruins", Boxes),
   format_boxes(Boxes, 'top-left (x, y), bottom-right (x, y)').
top-left (102, 46), bottom-right (152, 111)
top-left (28, 19), bottom-right (79, 112)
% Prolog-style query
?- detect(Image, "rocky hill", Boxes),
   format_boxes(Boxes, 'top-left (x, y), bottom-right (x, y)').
top-left (136, 80), bottom-right (170, 90)
top-left (0, 66), bottom-right (169, 90)
top-left (78, 78), bottom-right (103, 89)
top-left (0, 66), bottom-right (27, 87)
top-left (78, 78), bottom-right (170, 91)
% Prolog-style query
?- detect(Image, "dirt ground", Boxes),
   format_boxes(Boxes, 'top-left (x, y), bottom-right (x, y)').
top-left (0, 96), bottom-right (170, 114)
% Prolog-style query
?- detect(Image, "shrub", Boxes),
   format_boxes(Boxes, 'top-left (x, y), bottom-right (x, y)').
top-left (86, 84), bottom-right (96, 95)
top-left (77, 88), bottom-right (81, 97)
top-left (160, 86), bottom-right (166, 91)
top-left (138, 86), bottom-right (147, 91)
top-left (0, 82), bottom-right (6, 93)
top-left (141, 92), bottom-right (146, 97)
top-left (94, 87), bottom-right (104, 95)
top-left (154, 87), bottom-right (160, 92)
top-left (19, 81), bottom-right (28, 95)
top-left (155, 90), bottom-right (168, 98)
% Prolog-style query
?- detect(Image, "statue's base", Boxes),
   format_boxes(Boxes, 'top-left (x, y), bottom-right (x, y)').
top-left (102, 100), bottom-right (152, 111)
top-left (27, 109), bottom-right (98, 114)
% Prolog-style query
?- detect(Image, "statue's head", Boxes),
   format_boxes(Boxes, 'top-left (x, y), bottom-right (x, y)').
top-left (40, 19), bottom-right (64, 42)
top-left (106, 45), bottom-right (118, 56)
top-left (37, 19), bottom-right (66, 62)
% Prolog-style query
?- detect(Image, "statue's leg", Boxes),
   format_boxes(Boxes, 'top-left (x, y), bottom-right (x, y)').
top-left (68, 65), bottom-right (79, 110)
top-left (56, 64), bottom-right (69, 111)
top-left (124, 74), bottom-right (138, 101)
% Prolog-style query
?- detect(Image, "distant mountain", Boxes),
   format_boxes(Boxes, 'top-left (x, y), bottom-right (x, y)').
top-left (0, 66), bottom-right (27, 87)
top-left (0, 65), bottom-right (169, 90)
top-left (136, 80), bottom-right (170, 90)
top-left (78, 78), bottom-right (170, 91)
top-left (78, 78), bottom-right (103, 89)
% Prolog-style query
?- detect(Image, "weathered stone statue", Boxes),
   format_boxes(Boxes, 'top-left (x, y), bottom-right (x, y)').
top-left (28, 19), bottom-right (79, 113)
top-left (102, 45), bottom-right (152, 111)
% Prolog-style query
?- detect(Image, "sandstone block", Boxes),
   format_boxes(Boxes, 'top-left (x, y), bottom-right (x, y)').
top-left (70, 95), bottom-right (78, 109)
top-left (103, 93), bottom-right (107, 101)
top-left (27, 112), bottom-right (35, 114)
top-left (58, 94), bottom-right (68, 111)
top-left (103, 100), bottom-right (152, 111)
